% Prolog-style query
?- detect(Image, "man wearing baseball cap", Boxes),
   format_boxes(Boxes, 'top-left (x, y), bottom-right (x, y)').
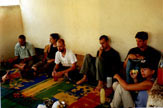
top-left (111, 59), bottom-right (156, 107)
top-left (124, 31), bottom-right (161, 83)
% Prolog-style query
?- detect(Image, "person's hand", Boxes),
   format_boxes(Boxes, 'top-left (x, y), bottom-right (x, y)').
top-left (113, 74), bottom-right (120, 80)
top-left (52, 70), bottom-right (57, 77)
top-left (98, 47), bottom-right (103, 57)
top-left (130, 69), bottom-right (138, 79)
top-left (55, 71), bottom-right (64, 78)
top-left (128, 54), bottom-right (144, 60)
top-left (14, 63), bottom-right (26, 70)
top-left (47, 59), bottom-right (54, 63)
top-left (136, 54), bottom-right (144, 60)
top-left (127, 54), bottom-right (137, 60)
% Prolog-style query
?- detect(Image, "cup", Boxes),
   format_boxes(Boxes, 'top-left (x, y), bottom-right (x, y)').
top-left (107, 77), bottom-right (112, 88)
top-left (53, 76), bottom-right (58, 81)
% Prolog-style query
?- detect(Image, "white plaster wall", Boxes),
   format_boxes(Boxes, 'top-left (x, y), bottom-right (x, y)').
top-left (20, 0), bottom-right (163, 60)
top-left (0, 6), bottom-right (23, 61)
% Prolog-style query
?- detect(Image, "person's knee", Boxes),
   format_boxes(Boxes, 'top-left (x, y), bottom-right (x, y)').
top-left (116, 84), bottom-right (127, 93)
top-left (84, 54), bottom-right (93, 62)
top-left (85, 54), bottom-right (92, 59)
top-left (96, 56), bottom-right (103, 62)
top-left (113, 84), bottom-right (122, 94)
top-left (112, 81), bottom-right (119, 91)
top-left (44, 63), bottom-right (50, 68)
top-left (116, 84), bottom-right (121, 90)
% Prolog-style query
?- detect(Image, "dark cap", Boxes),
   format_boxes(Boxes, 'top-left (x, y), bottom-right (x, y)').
top-left (140, 59), bottom-right (156, 70)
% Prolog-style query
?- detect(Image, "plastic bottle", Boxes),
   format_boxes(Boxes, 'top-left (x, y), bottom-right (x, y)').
top-left (100, 88), bottom-right (105, 104)
top-left (157, 52), bottom-right (163, 85)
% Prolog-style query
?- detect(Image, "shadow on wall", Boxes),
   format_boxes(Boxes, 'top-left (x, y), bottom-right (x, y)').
top-left (0, 5), bottom-right (23, 60)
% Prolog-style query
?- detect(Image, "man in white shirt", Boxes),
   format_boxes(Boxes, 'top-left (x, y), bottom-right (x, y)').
top-left (52, 39), bottom-right (79, 81)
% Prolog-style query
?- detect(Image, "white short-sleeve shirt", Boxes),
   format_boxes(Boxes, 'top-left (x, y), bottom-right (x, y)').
top-left (55, 49), bottom-right (77, 67)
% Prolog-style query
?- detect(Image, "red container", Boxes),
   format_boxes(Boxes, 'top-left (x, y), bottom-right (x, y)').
top-left (53, 76), bottom-right (58, 81)
top-left (157, 68), bottom-right (163, 85)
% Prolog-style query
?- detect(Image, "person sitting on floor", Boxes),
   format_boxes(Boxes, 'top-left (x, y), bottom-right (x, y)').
top-left (8, 35), bottom-right (36, 78)
top-left (52, 39), bottom-right (80, 81)
top-left (76, 35), bottom-right (121, 91)
top-left (124, 31), bottom-right (161, 84)
top-left (110, 60), bottom-right (156, 108)
top-left (31, 33), bottom-right (60, 77)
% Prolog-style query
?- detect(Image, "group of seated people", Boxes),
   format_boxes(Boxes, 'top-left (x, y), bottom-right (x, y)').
top-left (1, 31), bottom-right (162, 107)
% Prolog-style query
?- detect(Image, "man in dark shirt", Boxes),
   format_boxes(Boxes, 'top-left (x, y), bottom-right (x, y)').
top-left (124, 31), bottom-right (161, 83)
top-left (76, 35), bottom-right (121, 91)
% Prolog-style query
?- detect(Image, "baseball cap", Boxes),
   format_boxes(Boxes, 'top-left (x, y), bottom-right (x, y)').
top-left (140, 59), bottom-right (156, 70)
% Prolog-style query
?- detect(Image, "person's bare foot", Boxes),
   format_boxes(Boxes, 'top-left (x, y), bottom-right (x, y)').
top-left (32, 66), bottom-right (37, 71)
top-left (2, 71), bottom-right (9, 83)
top-left (76, 75), bottom-right (87, 85)
top-left (95, 80), bottom-right (103, 92)
top-left (64, 72), bottom-right (68, 78)
top-left (14, 64), bottom-right (26, 70)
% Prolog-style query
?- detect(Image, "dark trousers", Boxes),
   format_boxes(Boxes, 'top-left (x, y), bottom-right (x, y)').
top-left (80, 54), bottom-right (108, 82)
top-left (57, 64), bottom-right (82, 82)
top-left (33, 61), bottom-right (55, 77)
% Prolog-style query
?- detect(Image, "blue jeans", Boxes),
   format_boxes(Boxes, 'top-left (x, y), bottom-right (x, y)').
top-left (135, 91), bottom-right (148, 107)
